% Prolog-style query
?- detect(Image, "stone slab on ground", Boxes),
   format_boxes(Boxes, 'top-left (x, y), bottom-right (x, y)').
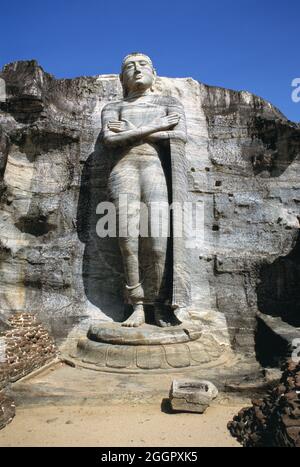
top-left (8, 359), bottom-right (262, 408)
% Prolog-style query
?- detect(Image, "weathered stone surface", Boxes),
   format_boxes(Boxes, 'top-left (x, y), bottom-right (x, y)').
top-left (87, 322), bottom-right (202, 345)
top-left (170, 379), bottom-right (218, 413)
top-left (72, 331), bottom-right (228, 373)
top-left (0, 59), bottom-right (299, 363)
top-left (256, 311), bottom-right (300, 367)
top-left (136, 346), bottom-right (163, 370)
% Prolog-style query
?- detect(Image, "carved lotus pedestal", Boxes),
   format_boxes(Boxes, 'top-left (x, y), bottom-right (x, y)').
top-left (70, 322), bottom-right (228, 373)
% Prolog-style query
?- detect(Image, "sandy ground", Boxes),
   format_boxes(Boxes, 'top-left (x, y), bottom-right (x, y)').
top-left (0, 403), bottom-right (241, 447)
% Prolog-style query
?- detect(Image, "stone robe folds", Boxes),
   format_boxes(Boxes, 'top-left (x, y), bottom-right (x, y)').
top-left (169, 136), bottom-right (191, 314)
top-left (102, 94), bottom-right (192, 317)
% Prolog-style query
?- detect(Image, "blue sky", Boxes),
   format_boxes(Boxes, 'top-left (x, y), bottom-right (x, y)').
top-left (0, 0), bottom-right (299, 121)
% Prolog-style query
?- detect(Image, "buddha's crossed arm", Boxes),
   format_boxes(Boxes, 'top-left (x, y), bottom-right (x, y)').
top-left (146, 100), bottom-right (187, 144)
top-left (101, 102), bottom-right (183, 147)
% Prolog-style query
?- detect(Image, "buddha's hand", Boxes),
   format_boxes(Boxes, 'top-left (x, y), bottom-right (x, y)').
top-left (152, 113), bottom-right (180, 132)
top-left (107, 119), bottom-right (136, 133)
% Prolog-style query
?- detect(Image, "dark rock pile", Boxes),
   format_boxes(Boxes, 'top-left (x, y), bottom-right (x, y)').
top-left (0, 362), bottom-right (8, 391)
top-left (228, 360), bottom-right (300, 447)
top-left (0, 391), bottom-right (15, 430)
top-left (0, 312), bottom-right (56, 385)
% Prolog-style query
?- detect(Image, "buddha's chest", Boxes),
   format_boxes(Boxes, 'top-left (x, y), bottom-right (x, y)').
top-left (120, 103), bottom-right (167, 127)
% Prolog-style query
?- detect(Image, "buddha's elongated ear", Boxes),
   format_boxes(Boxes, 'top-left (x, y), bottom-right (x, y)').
top-left (151, 68), bottom-right (157, 92)
top-left (119, 72), bottom-right (128, 97)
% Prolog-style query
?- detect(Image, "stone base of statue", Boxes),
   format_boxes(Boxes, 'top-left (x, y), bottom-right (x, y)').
top-left (67, 321), bottom-right (230, 373)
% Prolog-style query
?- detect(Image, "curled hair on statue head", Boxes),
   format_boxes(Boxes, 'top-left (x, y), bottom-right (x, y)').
top-left (120, 52), bottom-right (156, 97)
top-left (121, 52), bottom-right (154, 72)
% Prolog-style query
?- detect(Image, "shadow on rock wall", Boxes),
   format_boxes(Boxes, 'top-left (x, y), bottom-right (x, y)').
top-left (252, 117), bottom-right (300, 177)
top-left (257, 230), bottom-right (300, 327)
top-left (77, 134), bottom-right (127, 322)
top-left (254, 118), bottom-right (300, 327)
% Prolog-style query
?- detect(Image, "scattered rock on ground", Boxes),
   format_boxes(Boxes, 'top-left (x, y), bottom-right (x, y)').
top-left (0, 391), bottom-right (15, 430)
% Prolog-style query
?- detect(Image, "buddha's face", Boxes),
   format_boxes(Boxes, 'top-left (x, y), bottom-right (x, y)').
top-left (121, 55), bottom-right (155, 95)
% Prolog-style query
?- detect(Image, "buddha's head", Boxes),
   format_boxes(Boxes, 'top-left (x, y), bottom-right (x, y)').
top-left (120, 52), bottom-right (156, 97)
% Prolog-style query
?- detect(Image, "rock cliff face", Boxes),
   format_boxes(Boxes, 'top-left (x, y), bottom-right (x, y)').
top-left (0, 60), bottom-right (299, 356)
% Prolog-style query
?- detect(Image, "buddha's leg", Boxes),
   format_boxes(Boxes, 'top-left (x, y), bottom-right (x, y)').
top-left (120, 236), bottom-right (145, 327)
top-left (140, 158), bottom-right (173, 326)
top-left (108, 161), bottom-right (145, 327)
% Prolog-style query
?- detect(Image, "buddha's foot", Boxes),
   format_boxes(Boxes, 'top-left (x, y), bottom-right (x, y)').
top-left (154, 306), bottom-right (172, 327)
top-left (122, 305), bottom-right (145, 327)
top-left (154, 306), bottom-right (181, 327)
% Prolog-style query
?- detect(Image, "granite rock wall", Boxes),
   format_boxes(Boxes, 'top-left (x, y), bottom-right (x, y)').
top-left (0, 60), bottom-right (299, 357)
